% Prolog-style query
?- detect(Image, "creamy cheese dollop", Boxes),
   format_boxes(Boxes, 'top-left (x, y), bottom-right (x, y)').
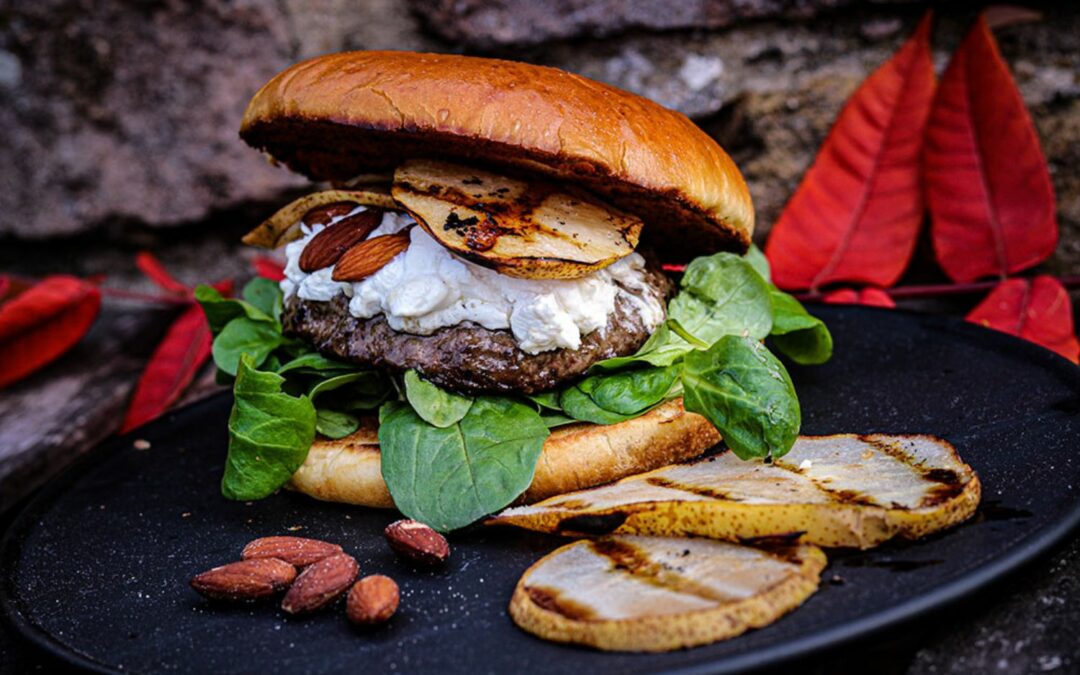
top-left (281, 207), bottom-right (665, 355)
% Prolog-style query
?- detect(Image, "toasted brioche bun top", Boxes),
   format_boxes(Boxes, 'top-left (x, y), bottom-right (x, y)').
top-left (241, 51), bottom-right (754, 260)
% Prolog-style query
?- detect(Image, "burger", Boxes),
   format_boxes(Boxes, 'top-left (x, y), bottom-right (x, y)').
top-left (196, 51), bottom-right (832, 532)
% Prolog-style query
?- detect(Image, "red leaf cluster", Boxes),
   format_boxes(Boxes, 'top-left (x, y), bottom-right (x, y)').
top-left (764, 11), bottom-right (1075, 362)
top-left (967, 277), bottom-right (1079, 363)
top-left (0, 275), bottom-right (101, 389)
top-left (765, 14), bottom-right (935, 291)
top-left (121, 255), bottom-right (233, 433)
top-left (924, 16), bottom-right (1057, 283)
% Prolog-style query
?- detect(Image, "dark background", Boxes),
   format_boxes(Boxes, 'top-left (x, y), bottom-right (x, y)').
top-left (1, 1), bottom-right (1079, 672)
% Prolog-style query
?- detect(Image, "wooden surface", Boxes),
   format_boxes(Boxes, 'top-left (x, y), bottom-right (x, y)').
top-left (0, 306), bottom-right (190, 512)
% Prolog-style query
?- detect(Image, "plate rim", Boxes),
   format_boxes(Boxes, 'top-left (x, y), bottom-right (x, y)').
top-left (2, 306), bottom-right (1080, 675)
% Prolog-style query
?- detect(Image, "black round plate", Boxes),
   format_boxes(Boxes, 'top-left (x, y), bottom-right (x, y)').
top-left (3, 307), bottom-right (1080, 674)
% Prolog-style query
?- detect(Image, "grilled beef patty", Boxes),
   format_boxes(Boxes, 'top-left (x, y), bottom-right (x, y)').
top-left (281, 263), bottom-right (671, 395)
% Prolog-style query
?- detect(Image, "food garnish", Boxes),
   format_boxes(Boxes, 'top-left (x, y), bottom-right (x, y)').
top-left (241, 188), bottom-right (396, 249)
top-left (509, 535), bottom-right (825, 652)
top-left (384, 519), bottom-right (451, 566)
top-left (241, 536), bottom-right (344, 567)
top-left (280, 552), bottom-right (360, 614)
top-left (190, 558), bottom-right (296, 601)
top-left (492, 434), bottom-right (981, 548)
top-left (347, 575), bottom-right (400, 626)
top-left (392, 159), bottom-right (643, 280)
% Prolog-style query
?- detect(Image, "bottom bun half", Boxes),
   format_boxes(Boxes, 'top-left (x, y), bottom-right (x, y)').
top-left (287, 399), bottom-right (720, 508)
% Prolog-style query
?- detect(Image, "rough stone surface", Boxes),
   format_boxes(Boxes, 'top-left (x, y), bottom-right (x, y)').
top-left (0, 0), bottom-right (438, 239)
top-left (0, 0), bottom-right (301, 238)
top-left (409, 0), bottom-right (913, 50)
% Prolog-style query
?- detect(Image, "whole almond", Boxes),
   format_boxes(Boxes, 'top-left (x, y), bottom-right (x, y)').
top-left (347, 575), bottom-right (400, 626)
top-left (242, 536), bottom-right (343, 567)
top-left (331, 232), bottom-right (410, 281)
top-left (299, 210), bottom-right (383, 272)
top-left (280, 552), bottom-right (359, 614)
top-left (384, 519), bottom-right (450, 566)
top-left (190, 558), bottom-right (296, 601)
top-left (303, 201), bottom-right (359, 227)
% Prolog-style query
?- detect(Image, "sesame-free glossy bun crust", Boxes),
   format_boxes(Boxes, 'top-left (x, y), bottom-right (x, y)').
top-left (241, 51), bottom-right (754, 260)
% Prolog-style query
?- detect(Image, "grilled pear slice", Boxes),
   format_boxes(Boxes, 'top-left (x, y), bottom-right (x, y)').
top-left (391, 159), bottom-right (642, 280)
top-left (492, 434), bottom-right (981, 549)
top-left (510, 535), bottom-right (825, 652)
top-left (242, 187), bottom-right (397, 248)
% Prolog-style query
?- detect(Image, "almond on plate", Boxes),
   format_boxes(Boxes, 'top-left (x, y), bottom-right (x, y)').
top-left (190, 558), bottom-right (296, 601)
top-left (281, 552), bottom-right (359, 614)
top-left (491, 434), bottom-right (981, 549)
top-left (347, 575), bottom-right (400, 626)
top-left (242, 536), bottom-right (344, 567)
top-left (510, 535), bottom-right (825, 652)
top-left (384, 519), bottom-right (450, 566)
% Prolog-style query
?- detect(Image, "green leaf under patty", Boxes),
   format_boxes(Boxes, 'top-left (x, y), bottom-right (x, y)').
top-left (211, 317), bottom-right (283, 376)
top-left (222, 355), bottom-right (316, 500)
top-left (403, 370), bottom-right (474, 428)
top-left (681, 335), bottom-right (800, 460)
top-left (379, 397), bottom-right (549, 531)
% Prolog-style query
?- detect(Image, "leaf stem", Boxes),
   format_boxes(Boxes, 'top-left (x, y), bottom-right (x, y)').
top-left (99, 287), bottom-right (192, 306)
top-left (794, 275), bottom-right (1080, 303)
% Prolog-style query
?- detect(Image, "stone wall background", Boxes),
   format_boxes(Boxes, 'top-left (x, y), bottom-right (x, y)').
top-left (2, 1), bottom-right (1077, 281)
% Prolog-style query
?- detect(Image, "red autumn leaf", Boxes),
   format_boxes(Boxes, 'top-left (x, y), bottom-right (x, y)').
top-left (966, 276), bottom-right (1079, 363)
top-left (822, 287), bottom-right (896, 308)
top-left (120, 304), bottom-right (211, 432)
top-left (923, 15), bottom-right (1058, 283)
top-left (121, 279), bottom-right (233, 432)
top-left (765, 13), bottom-right (936, 291)
top-left (0, 276), bottom-right (102, 389)
top-left (136, 251), bottom-right (190, 295)
top-left (253, 256), bottom-right (286, 282)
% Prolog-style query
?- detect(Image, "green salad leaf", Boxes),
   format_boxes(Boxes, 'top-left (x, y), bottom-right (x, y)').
top-left (669, 253), bottom-right (773, 343)
top-left (315, 408), bottom-right (360, 439)
top-left (378, 398), bottom-right (549, 531)
top-left (195, 284), bottom-right (275, 335)
top-left (768, 287), bottom-right (834, 365)
top-left (560, 365), bottom-right (679, 425)
top-left (559, 384), bottom-right (636, 425)
top-left (745, 244), bottom-right (772, 282)
top-left (241, 277), bottom-right (283, 322)
top-left (211, 317), bottom-right (283, 376)
top-left (222, 355), bottom-right (316, 500)
top-left (403, 370), bottom-right (474, 428)
top-left (682, 335), bottom-right (800, 460)
top-left (276, 352), bottom-right (354, 375)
